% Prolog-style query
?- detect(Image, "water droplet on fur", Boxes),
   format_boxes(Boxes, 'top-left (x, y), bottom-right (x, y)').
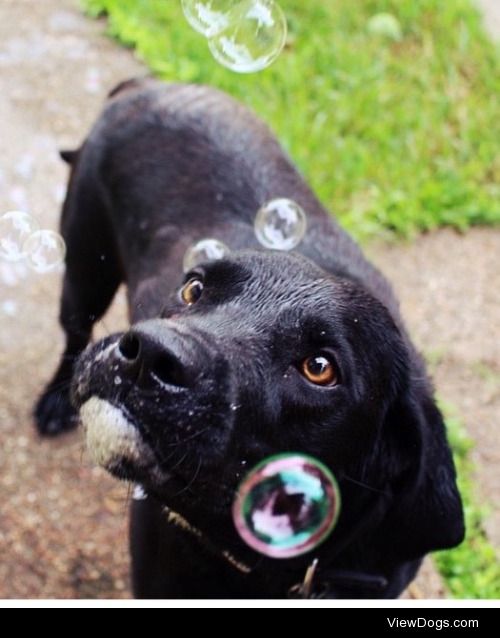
top-left (114, 376), bottom-right (122, 386)
top-left (0, 211), bottom-right (39, 262)
top-left (183, 238), bottom-right (231, 273)
top-left (233, 454), bottom-right (340, 558)
top-left (23, 230), bottom-right (66, 273)
top-left (133, 485), bottom-right (148, 501)
top-left (208, 0), bottom-right (287, 73)
top-left (254, 199), bottom-right (307, 251)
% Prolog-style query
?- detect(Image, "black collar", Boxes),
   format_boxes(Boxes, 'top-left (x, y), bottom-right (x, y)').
top-left (163, 506), bottom-right (390, 599)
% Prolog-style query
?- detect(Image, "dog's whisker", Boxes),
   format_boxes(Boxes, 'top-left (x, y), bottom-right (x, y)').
top-left (342, 474), bottom-right (389, 496)
top-left (173, 456), bottom-right (203, 498)
top-left (166, 427), bottom-right (210, 448)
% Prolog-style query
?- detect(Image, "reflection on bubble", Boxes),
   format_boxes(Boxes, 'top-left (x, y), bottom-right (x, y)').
top-left (254, 198), bottom-right (307, 251)
top-left (181, 0), bottom-right (234, 37)
top-left (233, 454), bottom-right (340, 559)
top-left (183, 238), bottom-right (231, 273)
top-left (23, 230), bottom-right (66, 273)
top-left (208, 0), bottom-right (287, 73)
top-left (0, 211), bottom-right (39, 262)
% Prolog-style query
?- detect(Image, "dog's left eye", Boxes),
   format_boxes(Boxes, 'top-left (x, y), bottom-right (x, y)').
top-left (300, 354), bottom-right (339, 387)
top-left (181, 277), bottom-right (204, 306)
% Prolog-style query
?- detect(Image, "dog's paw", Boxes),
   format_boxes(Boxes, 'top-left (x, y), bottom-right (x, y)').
top-left (34, 388), bottom-right (79, 437)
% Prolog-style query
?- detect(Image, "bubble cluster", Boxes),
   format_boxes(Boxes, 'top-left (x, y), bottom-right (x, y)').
top-left (233, 454), bottom-right (340, 559)
top-left (182, 0), bottom-right (287, 73)
top-left (0, 211), bottom-right (39, 262)
top-left (254, 198), bottom-right (307, 251)
top-left (0, 211), bottom-right (66, 275)
top-left (183, 238), bottom-right (231, 273)
top-left (23, 230), bottom-right (66, 274)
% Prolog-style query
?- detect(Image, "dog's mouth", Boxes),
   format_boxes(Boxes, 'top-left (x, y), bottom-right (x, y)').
top-left (80, 397), bottom-right (162, 482)
top-left (78, 392), bottom-right (239, 517)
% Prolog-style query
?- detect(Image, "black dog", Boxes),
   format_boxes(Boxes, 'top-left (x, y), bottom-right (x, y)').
top-left (35, 78), bottom-right (464, 598)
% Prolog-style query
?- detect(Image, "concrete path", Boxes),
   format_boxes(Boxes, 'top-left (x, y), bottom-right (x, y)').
top-left (0, 0), bottom-right (497, 598)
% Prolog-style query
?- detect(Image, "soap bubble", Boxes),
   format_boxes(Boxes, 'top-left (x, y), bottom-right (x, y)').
top-left (0, 211), bottom-right (39, 262)
top-left (183, 238), bottom-right (231, 273)
top-left (254, 198), bottom-right (307, 251)
top-left (208, 0), bottom-right (287, 73)
top-left (23, 230), bottom-right (66, 273)
top-left (233, 454), bottom-right (340, 559)
top-left (367, 13), bottom-right (403, 41)
top-left (181, 0), bottom-right (234, 37)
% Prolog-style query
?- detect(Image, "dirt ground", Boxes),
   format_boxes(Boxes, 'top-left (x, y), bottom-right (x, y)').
top-left (0, 0), bottom-right (498, 599)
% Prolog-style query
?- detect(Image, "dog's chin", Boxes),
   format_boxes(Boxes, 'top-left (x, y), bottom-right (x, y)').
top-left (79, 397), bottom-right (165, 483)
top-left (79, 396), bottom-right (237, 529)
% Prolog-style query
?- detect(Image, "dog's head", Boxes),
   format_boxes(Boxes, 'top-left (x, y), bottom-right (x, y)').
top-left (73, 251), bottom-right (463, 569)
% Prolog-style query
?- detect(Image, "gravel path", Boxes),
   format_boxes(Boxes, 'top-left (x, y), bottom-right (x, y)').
top-left (0, 0), bottom-right (497, 599)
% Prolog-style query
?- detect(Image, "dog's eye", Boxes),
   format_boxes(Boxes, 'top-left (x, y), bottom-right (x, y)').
top-left (181, 277), bottom-right (204, 306)
top-left (300, 355), bottom-right (338, 387)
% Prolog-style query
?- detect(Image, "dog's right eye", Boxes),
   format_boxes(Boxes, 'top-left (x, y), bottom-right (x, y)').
top-left (181, 277), bottom-right (204, 306)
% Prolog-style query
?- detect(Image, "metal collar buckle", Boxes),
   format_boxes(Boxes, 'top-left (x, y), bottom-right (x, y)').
top-left (288, 559), bottom-right (321, 599)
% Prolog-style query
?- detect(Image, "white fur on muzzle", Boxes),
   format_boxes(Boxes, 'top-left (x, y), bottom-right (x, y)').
top-left (80, 397), bottom-right (142, 469)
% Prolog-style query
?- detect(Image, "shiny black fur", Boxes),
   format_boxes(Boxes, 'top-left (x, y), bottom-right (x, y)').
top-left (35, 79), bottom-right (464, 598)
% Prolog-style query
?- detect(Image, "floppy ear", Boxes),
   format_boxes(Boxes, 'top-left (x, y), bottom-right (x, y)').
top-left (60, 149), bottom-right (78, 165)
top-left (377, 378), bottom-right (465, 561)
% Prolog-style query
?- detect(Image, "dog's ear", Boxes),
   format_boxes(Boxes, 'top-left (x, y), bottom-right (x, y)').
top-left (376, 378), bottom-right (465, 561)
top-left (60, 149), bottom-right (78, 165)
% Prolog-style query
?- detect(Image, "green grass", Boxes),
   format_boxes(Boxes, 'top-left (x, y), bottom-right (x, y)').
top-left (434, 406), bottom-right (500, 599)
top-left (83, 0), bottom-right (500, 239)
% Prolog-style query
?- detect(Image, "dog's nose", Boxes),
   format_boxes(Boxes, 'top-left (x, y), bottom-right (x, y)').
top-left (117, 329), bottom-right (189, 389)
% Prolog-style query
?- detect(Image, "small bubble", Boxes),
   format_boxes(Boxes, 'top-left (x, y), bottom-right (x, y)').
top-left (23, 230), bottom-right (66, 273)
top-left (183, 238), bottom-right (231, 273)
top-left (254, 198), bottom-right (307, 251)
top-left (2, 300), bottom-right (17, 317)
top-left (15, 154), bottom-right (34, 179)
top-left (367, 13), bottom-right (403, 41)
top-left (0, 211), bottom-right (39, 262)
top-left (208, 0), bottom-right (287, 73)
top-left (181, 0), bottom-right (234, 37)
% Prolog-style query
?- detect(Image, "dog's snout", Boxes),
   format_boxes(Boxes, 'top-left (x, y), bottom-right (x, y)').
top-left (117, 329), bottom-right (189, 389)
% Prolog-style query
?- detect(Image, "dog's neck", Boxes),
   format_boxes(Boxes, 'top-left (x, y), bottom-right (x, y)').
top-left (162, 504), bottom-right (411, 599)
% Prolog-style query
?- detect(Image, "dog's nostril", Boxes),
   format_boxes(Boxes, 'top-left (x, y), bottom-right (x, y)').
top-left (118, 333), bottom-right (141, 362)
top-left (150, 353), bottom-right (187, 388)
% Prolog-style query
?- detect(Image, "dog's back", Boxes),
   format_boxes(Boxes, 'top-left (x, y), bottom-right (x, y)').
top-left (71, 79), bottom-right (398, 321)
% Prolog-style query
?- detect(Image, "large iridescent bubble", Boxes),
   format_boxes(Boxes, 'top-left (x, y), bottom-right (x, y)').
top-left (233, 454), bottom-right (340, 559)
